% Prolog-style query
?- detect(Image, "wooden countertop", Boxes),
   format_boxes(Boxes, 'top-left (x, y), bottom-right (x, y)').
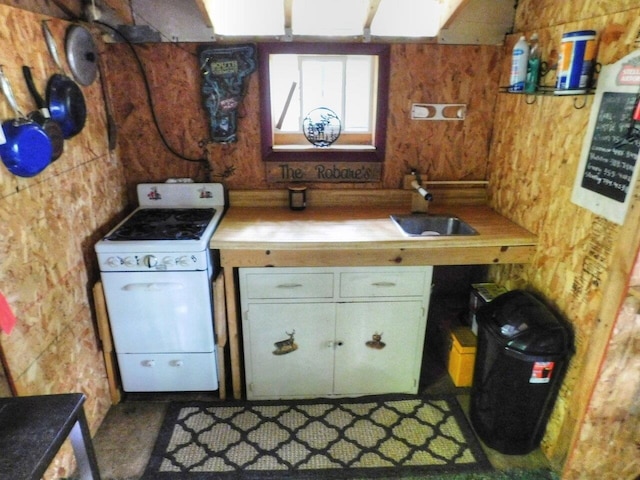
top-left (211, 198), bottom-right (538, 399)
top-left (210, 205), bottom-right (537, 265)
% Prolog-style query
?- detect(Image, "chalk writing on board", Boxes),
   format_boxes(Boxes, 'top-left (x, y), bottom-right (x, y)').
top-left (581, 92), bottom-right (639, 203)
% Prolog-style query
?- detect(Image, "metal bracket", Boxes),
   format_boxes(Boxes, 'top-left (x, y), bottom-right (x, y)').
top-left (411, 103), bottom-right (466, 121)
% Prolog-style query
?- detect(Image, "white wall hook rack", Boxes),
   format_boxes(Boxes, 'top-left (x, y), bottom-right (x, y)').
top-left (411, 103), bottom-right (467, 121)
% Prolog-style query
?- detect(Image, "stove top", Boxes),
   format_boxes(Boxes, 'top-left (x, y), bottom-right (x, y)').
top-left (104, 208), bottom-right (216, 241)
top-left (95, 182), bottom-right (226, 271)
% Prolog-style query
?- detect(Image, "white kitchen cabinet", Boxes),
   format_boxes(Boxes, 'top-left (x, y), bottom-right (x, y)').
top-left (240, 266), bottom-right (433, 399)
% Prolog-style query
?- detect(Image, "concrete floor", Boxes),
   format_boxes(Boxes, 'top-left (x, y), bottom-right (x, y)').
top-left (91, 372), bottom-right (552, 480)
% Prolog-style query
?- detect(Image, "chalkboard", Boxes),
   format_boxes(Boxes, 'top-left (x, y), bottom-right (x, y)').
top-left (580, 92), bottom-right (639, 203)
top-left (572, 49), bottom-right (640, 225)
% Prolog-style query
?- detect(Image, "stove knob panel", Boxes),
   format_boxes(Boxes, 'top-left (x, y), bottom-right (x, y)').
top-left (123, 256), bottom-right (136, 267)
top-left (143, 255), bottom-right (158, 268)
top-left (105, 257), bottom-right (120, 267)
top-left (176, 256), bottom-right (191, 267)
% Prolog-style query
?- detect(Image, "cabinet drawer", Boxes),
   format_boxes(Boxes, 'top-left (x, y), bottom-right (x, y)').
top-left (340, 271), bottom-right (427, 298)
top-left (245, 272), bottom-right (334, 299)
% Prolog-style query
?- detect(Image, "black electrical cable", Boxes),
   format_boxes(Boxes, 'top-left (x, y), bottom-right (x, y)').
top-left (94, 21), bottom-right (210, 172)
top-left (48, 0), bottom-right (235, 181)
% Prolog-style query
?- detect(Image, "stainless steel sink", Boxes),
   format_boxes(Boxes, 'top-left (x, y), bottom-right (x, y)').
top-left (390, 214), bottom-right (478, 236)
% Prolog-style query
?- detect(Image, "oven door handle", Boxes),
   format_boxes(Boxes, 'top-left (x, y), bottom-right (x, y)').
top-left (121, 282), bottom-right (185, 292)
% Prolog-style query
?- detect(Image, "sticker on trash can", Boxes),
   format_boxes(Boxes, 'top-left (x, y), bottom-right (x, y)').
top-left (530, 362), bottom-right (555, 383)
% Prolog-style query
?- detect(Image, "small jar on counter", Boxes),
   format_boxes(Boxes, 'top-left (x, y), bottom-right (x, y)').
top-left (288, 186), bottom-right (307, 211)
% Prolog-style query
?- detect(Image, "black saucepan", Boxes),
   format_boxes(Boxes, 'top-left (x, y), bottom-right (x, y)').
top-left (22, 66), bottom-right (64, 161)
top-left (0, 66), bottom-right (52, 177)
top-left (42, 21), bottom-right (86, 139)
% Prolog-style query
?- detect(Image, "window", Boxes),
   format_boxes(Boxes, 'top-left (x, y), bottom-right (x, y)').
top-left (259, 43), bottom-right (390, 164)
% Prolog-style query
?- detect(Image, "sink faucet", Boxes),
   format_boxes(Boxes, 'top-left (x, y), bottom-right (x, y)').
top-left (411, 170), bottom-right (433, 202)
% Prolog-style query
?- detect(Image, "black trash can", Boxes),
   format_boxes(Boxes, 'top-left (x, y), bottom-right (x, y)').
top-left (470, 290), bottom-right (571, 455)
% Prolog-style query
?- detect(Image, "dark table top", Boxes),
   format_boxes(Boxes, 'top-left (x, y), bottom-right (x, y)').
top-left (0, 393), bottom-right (86, 479)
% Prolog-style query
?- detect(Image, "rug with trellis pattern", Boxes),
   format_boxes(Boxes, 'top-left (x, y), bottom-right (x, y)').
top-left (142, 395), bottom-right (492, 479)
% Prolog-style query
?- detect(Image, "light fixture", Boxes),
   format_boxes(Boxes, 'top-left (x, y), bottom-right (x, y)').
top-left (200, 0), bottom-right (460, 39)
top-left (292, 0), bottom-right (369, 36)
top-left (371, 0), bottom-right (442, 37)
top-left (202, 0), bottom-right (284, 36)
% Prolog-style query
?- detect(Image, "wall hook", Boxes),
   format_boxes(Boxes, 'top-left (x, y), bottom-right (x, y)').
top-left (573, 96), bottom-right (588, 109)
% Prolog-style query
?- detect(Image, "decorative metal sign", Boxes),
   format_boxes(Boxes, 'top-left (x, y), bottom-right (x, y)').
top-left (303, 107), bottom-right (342, 146)
top-left (198, 44), bottom-right (257, 143)
top-left (266, 162), bottom-right (382, 183)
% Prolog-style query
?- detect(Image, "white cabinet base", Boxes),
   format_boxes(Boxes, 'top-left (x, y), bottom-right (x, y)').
top-left (240, 267), bottom-right (432, 400)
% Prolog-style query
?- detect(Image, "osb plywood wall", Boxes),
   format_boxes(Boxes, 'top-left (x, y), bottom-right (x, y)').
top-left (487, 0), bottom-right (640, 476)
top-left (102, 41), bottom-right (502, 201)
top-left (0, 3), bottom-right (128, 478)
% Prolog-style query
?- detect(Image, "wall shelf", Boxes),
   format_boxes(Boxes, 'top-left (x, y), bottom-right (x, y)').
top-left (499, 86), bottom-right (595, 108)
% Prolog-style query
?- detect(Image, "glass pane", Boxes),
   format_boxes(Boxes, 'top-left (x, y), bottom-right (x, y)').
top-left (345, 56), bottom-right (374, 132)
top-left (269, 55), bottom-right (300, 132)
top-left (300, 57), bottom-right (344, 126)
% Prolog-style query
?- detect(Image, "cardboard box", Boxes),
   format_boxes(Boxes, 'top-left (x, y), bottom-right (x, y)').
top-left (448, 326), bottom-right (477, 387)
top-left (469, 283), bottom-right (507, 334)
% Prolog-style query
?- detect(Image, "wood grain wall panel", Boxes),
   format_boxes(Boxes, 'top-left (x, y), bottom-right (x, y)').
top-left (384, 44), bottom-right (501, 186)
top-left (104, 42), bottom-right (501, 196)
top-left (563, 294), bottom-right (640, 480)
top-left (487, 2), bottom-right (640, 474)
top-left (0, 4), bottom-right (127, 478)
top-left (515, 0), bottom-right (640, 33)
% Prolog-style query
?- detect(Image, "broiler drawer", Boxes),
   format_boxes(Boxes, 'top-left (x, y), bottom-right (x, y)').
top-left (117, 352), bottom-right (218, 392)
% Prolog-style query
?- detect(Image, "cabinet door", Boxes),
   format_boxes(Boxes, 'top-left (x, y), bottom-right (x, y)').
top-left (244, 303), bottom-right (335, 399)
top-left (334, 301), bottom-right (425, 395)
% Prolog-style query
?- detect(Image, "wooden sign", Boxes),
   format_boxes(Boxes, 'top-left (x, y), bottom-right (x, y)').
top-left (266, 162), bottom-right (382, 183)
top-left (572, 50), bottom-right (640, 225)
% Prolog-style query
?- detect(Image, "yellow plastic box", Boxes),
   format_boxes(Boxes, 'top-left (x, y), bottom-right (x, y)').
top-left (448, 327), bottom-right (477, 387)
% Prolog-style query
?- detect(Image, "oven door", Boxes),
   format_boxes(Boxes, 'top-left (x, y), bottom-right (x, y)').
top-left (101, 271), bottom-right (215, 353)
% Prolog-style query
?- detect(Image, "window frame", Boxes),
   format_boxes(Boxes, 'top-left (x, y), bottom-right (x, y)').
top-left (258, 42), bottom-right (390, 163)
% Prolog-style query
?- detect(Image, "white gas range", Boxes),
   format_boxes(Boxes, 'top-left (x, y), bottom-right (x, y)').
top-left (95, 182), bottom-right (225, 392)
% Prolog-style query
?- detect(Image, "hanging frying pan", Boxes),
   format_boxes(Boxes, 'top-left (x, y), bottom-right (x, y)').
top-left (42, 21), bottom-right (86, 139)
top-left (65, 25), bottom-right (98, 86)
top-left (22, 66), bottom-right (64, 161)
top-left (0, 66), bottom-right (52, 177)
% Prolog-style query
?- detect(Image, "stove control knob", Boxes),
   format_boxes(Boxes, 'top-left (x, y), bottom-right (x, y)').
top-left (123, 256), bottom-right (136, 267)
top-left (176, 256), bottom-right (191, 267)
top-left (162, 256), bottom-right (174, 266)
top-left (143, 255), bottom-right (158, 268)
top-left (105, 257), bottom-right (120, 267)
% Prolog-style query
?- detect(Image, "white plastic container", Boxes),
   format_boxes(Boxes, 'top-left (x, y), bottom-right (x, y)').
top-left (555, 30), bottom-right (597, 94)
top-left (509, 36), bottom-right (529, 92)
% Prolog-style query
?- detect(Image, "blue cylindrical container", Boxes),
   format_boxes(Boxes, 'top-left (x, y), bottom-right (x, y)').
top-left (555, 30), bottom-right (597, 94)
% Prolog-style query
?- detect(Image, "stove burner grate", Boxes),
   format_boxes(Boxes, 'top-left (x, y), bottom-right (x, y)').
top-left (105, 208), bottom-right (216, 241)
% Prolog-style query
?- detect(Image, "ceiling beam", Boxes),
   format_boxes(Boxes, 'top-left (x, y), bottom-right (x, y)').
top-left (284, 0), bottom-right (293, 31)
top-left (363, 0), bottom-right (382, 30)
top-left (441, 0), bottom-right (472, 29)
top-left (193, 0), bottom-right (213, 28)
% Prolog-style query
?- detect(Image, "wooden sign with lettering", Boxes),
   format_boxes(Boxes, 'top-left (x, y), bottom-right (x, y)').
top-left (572, 49), bottom-right (640, 225)
top-left (266, 162), bottom-right (382, 183)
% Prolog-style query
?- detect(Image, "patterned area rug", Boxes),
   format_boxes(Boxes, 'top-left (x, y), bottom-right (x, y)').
top-left (142, 395), bottom-right (492, 479)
